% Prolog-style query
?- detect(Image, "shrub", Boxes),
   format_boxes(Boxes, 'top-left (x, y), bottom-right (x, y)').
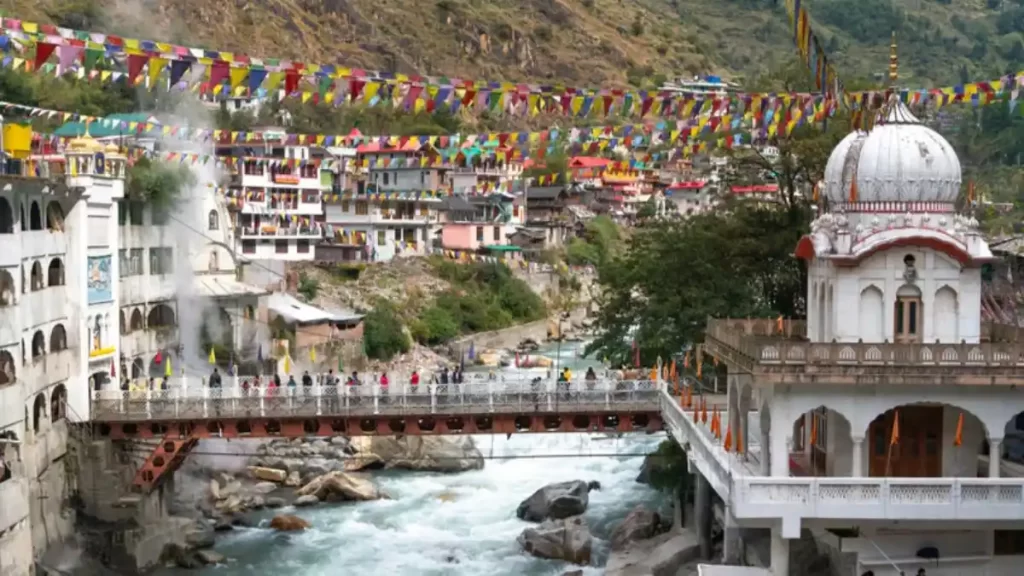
top-left (412, 305), bottom-right (460, 345)
top-left (363, 301), bottom-right (410, 361)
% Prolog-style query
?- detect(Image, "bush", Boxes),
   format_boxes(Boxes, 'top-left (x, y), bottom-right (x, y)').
top-left (363, 301), bottom-right (410, 361)
top-left (411, 305), bottom-right (460, 345)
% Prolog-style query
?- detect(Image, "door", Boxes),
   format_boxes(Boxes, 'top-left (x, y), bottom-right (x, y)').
top-left (868, 406), bottom-right (943, 477)
top-left (894, 296), bottom-right (922, 343)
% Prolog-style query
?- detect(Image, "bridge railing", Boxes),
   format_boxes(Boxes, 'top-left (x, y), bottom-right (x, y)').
top-left (90, 378), bottom-right (664, 421)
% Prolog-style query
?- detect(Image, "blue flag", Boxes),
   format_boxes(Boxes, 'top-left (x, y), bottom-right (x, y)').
top-left (468, 341), bottom-right (475, 360)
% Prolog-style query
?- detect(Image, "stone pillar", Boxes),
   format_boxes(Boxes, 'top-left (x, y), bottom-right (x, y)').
top-left (770, 527), bottom-right (790, 576)
top-left (770, 426), bottom-right (789, 477)
top-left (990, 438), bottom-right (1002, 478)
top-left (722, 505), bottom-right (742, 564)
top-left (694, 472), bottom-right (713, 560)
top-left (852, 436), bottom-right (864, 477)
top-left (761, 427), bottom-right (771, 475)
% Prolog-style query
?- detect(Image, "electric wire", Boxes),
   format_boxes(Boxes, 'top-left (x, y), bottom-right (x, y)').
top-left (115, 445), bottom-right (664, 462)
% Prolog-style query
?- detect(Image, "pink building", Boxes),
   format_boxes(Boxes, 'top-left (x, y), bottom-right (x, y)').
top-left (441, 221), bottom-right (508, 251)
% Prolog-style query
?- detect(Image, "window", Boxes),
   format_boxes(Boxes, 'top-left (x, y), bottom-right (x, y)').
top-left (149, 247), bottom-right (173, 275)
top-left (341, 200), bottom-right (350, 212)
top-left (117, 200), bottom-right (128, 226)
top-left (297, 240), bottom-right (310, 253)
top-left (355, 201), bottom-right (368, 215)
top-left (377, 230), bottom-right (386, 246)
top-left (493, 226), bottom-right (500, 241)
top-left (129, 201), bottom-right (144, 226)
top-left (208, 210), bottom-right (219, 230)
top-left (394, 228), bottom-right (402, 241)
top-left (476, 226), bottom-right (483, 242)
top-left (420, 204), bottom-right (429, 217)
top-left (242, 240), bottom-right (256, 254)
top-left (421, 171), bottom-right (427, 185)
top-left (995, 530), bottom-right (1024, 555)
top-left (151, 206), bottom-right (169, 226)
top-left (275, 240), bottom-right (288, 254)
top-left (119, 249), bottom-right (144, 277)
top-left (383, 173), bottom-right (390, 185)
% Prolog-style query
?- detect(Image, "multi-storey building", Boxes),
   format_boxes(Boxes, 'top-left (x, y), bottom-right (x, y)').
top-left (449, 146), bottom-right (524, 195)
top-left (218, 133), bottom-right (326, 263)
top-left (317, 142), bottom-right (446, 263)
top-left (679, 98), bottom-right (1024, 576)
top-left (437, 193), bottom-right (518, 254)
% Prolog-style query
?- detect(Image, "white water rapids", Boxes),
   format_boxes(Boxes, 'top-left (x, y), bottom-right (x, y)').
top-left (169, 431), bottom-right (666, 576)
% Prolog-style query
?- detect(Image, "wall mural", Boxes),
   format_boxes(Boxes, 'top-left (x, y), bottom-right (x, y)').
top-left (87, 255), bottom-right (112, 304)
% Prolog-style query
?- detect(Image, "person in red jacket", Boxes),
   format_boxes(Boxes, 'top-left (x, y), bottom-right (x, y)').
top-left (379, 372), bottom-right (389, 404)
top-left (410, 370), bottom-right (420, 391)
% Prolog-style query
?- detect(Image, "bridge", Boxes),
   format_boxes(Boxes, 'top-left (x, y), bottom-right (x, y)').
top-left (89, 376), bottom-right (668, 492)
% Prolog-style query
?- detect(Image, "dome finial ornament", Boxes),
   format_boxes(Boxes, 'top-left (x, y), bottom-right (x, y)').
top-left (888, 31), bottom-right (899, 86)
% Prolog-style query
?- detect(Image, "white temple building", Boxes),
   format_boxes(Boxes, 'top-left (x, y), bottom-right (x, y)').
top-left (669, 96), bottom-right (1024, 576)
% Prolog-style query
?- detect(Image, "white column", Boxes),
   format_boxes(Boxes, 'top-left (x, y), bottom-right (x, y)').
top-left (760, 427), bottom-right (771, 475)
top-left (852, 436), bottom-right (864, 477)
top-left (770, 528), bottom-right (790, 576)
top-left (770, 426), bottom-right (789, 477)
top-left (990, 438), bottom-right (1002, 478)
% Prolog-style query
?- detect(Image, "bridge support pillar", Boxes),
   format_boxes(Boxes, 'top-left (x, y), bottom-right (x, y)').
top-left (722, 505), bottom-right (743, 564)
top-left (694, 471), bottom-right (713, 560)
top-left (770, 527), bottom-right (790, 576)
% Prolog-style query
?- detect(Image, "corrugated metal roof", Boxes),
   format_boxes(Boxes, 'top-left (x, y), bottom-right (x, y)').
top-left (268, 293), bottom-right (363, 324)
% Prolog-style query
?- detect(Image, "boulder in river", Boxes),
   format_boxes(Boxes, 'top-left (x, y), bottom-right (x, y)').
top-left (349, 436), bottom-right (484, 473)
top-left (605, 530), bottom-right (700, 576)
top-left (517, 516), bottom-right (593, 565)
top-left (516, 480), bottom-right (593, 522)
top-left (295, 471), bottom-right (384, 502)
top-left (294, 494), bottom-right (320, 507)
top-left (610, 505), bottom-right (664, 551)
top-left (269, 514), bottom-right (310, 531)
top-left (249, 466), bottom-right (287, 483)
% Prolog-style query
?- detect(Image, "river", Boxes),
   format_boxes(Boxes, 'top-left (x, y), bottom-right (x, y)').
top-left (160, 341), bottom-right (669, 575)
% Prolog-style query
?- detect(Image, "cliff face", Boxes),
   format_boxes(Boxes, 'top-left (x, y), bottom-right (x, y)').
top-left (2, 0), bottom-right (1005, 88)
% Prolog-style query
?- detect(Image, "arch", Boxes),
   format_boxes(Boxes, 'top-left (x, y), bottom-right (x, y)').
top-left (131, 357), bottom-right (145, 379)
top-left (208, 248), bottom-right (219, 272)
top-left (29, 201), bottom-right (41, 231)
top-left (865, 402), bottom-right (987, 478)
top-left (208, 209), bottom-right (219, 231)
top-left (47, 257), bottom-right (65, 287)
top-left (45, 201), bottom-right (64, 232)
top-left (0, 269), bottom-right (13, 307)
top-left (32, 393), bottom-right (46, 433)
top-left (50, 384), bottom-right (67, 421)
top-left (31, 330), bottom-right (45, 360)
top-left (90, 371), bottom-right (109, 391)
top-left (49, 324), bottom-right (67, 352)
top-left (933, 285), bottom-right (958, 343)
top-left (30, 261), bottom-right (43, 291)
top-left (244, 305), bottom-right (255, 321)
top-left (19, 201), bottom-right (24, 231)
top-left (147, 303), bottom-right (176, 328)
top-left (790, 405), bottom-right (854, 477)
top-left (130, 308), bottom-right (144, 331)
top-left (0, 197), bottom-right (12, 233)
top-left (0, 350), bottom-right (14, 386)
top-left (858, 285), bottom-right (884, 342)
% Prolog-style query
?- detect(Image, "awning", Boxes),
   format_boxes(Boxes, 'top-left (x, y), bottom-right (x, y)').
top-left (486, 245), bottom-right (522, 252)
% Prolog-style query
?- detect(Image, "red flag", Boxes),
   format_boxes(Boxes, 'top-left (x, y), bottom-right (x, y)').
top-left (154, 350), bottom-right (163, 364)
top-left (35, 42), bottom-right (56, 70)
top-left (110, 359), bottom-right (116, 378)
top-left (515, 351), bottom-right (520, 368)
top-left (209, 60), bottom-right (230, 88)
top-left (127, 54), bottom-right (148, 83)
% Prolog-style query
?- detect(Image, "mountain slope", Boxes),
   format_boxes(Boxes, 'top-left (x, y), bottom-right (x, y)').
top-left (0, 0), bottom-right (1019, 90)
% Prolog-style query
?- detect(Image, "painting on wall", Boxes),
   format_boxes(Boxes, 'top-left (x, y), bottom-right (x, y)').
top-left (87, 255), bottom-right (112, 304)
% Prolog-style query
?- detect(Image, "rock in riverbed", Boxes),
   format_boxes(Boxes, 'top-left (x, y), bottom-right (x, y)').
top-left (517, 516), bottom-right (593, 565)
top-left (516, 480), bottom-right (595, 522)
top-left (269, 515), bottom-right (310, 531)
top-left (347, 436), bottom-right (484, 473)
top-left (294, 471), bottom-right (385, 502)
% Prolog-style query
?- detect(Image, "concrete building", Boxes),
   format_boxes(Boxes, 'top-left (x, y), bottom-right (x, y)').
top-left (680, 97), bottom-right (1024, 576)
top-left (437, 194), bottom-right (519, 254)
top-left (219, 134), bottom-right (326, 263)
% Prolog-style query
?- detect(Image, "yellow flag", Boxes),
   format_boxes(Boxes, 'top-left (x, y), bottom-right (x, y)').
top-left (283, 354), bottom-right (292, 374)
top-left (165, 356), bottom-right (172, 377)
top-left (208, 347), bottom-right (216, 365)
top-left (310, 347), bottom-right (317, 363)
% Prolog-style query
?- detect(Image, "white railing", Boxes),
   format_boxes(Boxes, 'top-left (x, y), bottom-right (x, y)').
top-left (658, 389), bottom-right (735, 498)
top-left (91, 379), bottom-right (663, 421)
top-left (733, 476), bottom-right (1024, 521)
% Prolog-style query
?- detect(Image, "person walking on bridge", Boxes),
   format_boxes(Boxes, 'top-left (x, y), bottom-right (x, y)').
top-left (379, 372), bottom-right (389, 405)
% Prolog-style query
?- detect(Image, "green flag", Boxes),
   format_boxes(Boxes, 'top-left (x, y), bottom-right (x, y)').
top-left (338, 355), bottom-right (344, 373)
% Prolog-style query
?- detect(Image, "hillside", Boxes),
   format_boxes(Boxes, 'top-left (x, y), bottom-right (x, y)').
top-left (1, 0), bottom-right (1019, 93)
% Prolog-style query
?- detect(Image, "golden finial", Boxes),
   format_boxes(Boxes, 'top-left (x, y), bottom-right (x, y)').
top-left (888, 31), bottom-right (899, 85)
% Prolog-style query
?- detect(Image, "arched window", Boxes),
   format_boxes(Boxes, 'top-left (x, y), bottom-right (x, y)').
top-left (47, 258), bottom-right (64, 287)
top-left (0, 350), bottom-right (14, 386)
top-left (209, 249), bottom-right (219, 272)
top-left (45, 201), bottom-right (64, 232)
top-left (131, 358), bottom-right (145, 379)
top-left (208, 210), bottom-right (219, 230)
top-left (19, 201), bottom-right (25, 231)
top-left (0, 270), bottom-right (13, 307)
top-left (32, 393), bottom-right (46, 433)
top-left (49, 324), bottom-right (67, 352)
top-left (29, 201), bottom-right (42, 231)
top-left (130, 308), bottom-right (144, 331)
top-left (0, 197), bottom-right (12, 234)
top-left (148, 304), bottom-right (176, 328)
top-left (30, 261), bottom-right (44, 291)
top-left (50, 384), bottom-right (67, 421)
top-left (31, 330), bottom-right (45, 360)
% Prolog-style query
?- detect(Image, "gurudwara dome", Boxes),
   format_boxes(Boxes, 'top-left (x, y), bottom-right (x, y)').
top-left (822, 97), bottom-right (961, 207)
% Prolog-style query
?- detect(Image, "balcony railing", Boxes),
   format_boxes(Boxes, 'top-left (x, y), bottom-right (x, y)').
top-left (239, 226), bottom-right (323, 239)
top-left (705, 318), bottom-right (1024, 371)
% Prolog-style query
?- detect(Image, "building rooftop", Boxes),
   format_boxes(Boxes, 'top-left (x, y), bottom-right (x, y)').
top-left (268, 293), bottom-right (363, 325)
top-left (53, 113), bottom-right (160, 139)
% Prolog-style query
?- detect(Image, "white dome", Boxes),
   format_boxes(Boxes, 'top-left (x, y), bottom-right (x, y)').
top-left (823, 101), bottom-right (961, 205)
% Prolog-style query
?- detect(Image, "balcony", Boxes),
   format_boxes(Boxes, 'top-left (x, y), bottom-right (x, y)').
top-left (21, 287), bottom-right (69, 327)
top-left (704, 318), bottom-right (1024, 386)
top-left (19, 230), bottom-right (67, 260)
top-left (0, 477), bottom-right (29, 534)
top-left (238, 225), bottom-right (323, 239)
top-left (24, 349), bottom-right (75, 391)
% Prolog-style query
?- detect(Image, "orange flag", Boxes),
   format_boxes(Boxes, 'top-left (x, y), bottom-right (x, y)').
top-left (775, 315), bottom-right (784, 333)
top-left (736, 427), bottom-right (744, 454)
top-left (809, 414), bottom-right (817, 446)
top-left (724, 426), bottom-right (733, 452)
top-left (890, 410), bottom-right (900, 446)
top-left (701, 396), bottom-right (708, 424)
top-left (712, 407), bottom-right (721, 439)
top-left (954, 412), bottom-right (964, 447)
top-left (669, 359), bottom-right (677, 379)
top-left (692, 397), bottom-right (700, 422)
top-left (683, 351), bottom-right (690, 369)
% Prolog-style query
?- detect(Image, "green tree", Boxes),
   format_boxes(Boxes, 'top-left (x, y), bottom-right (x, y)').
top-left (126, 157), bottom-right (195, 211)
top-left (646, 439), bottom-right (693, 526)
top-left (363, 300), bottom-right (411, 361)
top-left (297, 272), bottom-right (321, 301)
